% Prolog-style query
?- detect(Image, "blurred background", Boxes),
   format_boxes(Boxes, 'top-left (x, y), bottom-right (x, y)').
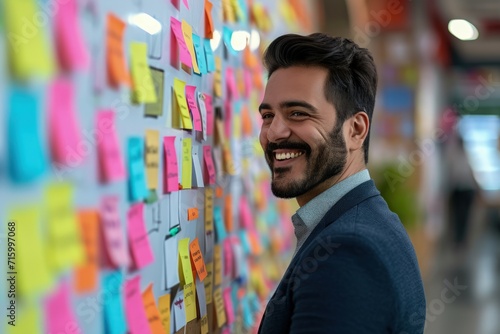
top-left (1, 0), bottom-right (500, 333)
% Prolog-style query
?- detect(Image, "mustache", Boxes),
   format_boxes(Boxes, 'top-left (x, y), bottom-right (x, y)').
top-left (265, 141), bottom-right (311, 157)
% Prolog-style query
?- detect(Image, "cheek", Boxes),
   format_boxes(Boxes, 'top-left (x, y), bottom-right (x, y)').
top-left (259, 129), bottom-right (267, 148)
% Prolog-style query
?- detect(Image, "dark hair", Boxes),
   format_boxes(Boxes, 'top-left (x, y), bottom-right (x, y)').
top-left (263, 33), bottom-right (378, 163)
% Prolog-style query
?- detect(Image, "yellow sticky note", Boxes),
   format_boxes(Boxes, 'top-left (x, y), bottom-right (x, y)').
top-left (6, 302), bottom-right (42, 334)
top-left (145, 130), bottom-right (160, 190)
top-left (173, 78), bottom-right (193, 130)
top-left (213, 287), bottom-right (226, 327)
top-left (233, 113), bottom-right (242, 139)
top-left (213, 244), bottom-right (222, 286)
top-left (222, 0), bottom-right (236, 22)
top-left (230, 0), bottom-right (244, 21)
top-left (214, 57), bottom-right (223, 97)
top-left (130, 42), bottom-right (158, 103)
top-left (201, 315), bottom-right (209, 334)
top-left (178, 238), bottom-right (193, 285)
top-left (184, 283), bottom-right (197, 322)
top-left (181, 137), bottom-right (192, 189)
top-left (8, 207), bottom-right (52, 297)
top-left (204, 262), bottom-right (214, 304)
top-left (5, 0), bottom-right (55, 80)
top-left (181, 20), bottom-right (200, 74)
top-left (205, 188), bottom-right (214, 237)
top-left (158, 293), bottom-right (171, 333)
top-left (46, 183), bottom-right (85, 271)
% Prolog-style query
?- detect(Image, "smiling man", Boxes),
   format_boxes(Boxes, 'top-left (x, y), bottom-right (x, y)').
top-left (257, 33), bottom-right (426, 334)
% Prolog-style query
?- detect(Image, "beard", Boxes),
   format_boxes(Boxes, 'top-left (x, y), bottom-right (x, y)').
top-left (265, 122), bottom-right (347, 198)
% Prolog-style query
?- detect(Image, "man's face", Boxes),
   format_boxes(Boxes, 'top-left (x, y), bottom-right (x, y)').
top-left (259, 66), bottom-right (348, 199)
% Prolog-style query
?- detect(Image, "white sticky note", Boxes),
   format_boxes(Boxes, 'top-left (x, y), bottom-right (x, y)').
top-left (192, 147), bottom-right (204, 188)
top-left (164, 234), bottom-right (180, 289)
top-left (197, 93), bottom-right (208, 142)
top-left (173, 288), bottom-right (186, 331)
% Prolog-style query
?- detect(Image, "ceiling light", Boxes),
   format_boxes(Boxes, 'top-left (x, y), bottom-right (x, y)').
top-left (230, 30), bottom-right (250, 51)
top-left (250, 29), bottom-right (260, 51)
top-left (128, 13), bottom-right (162, 35)
top-left (448, 19), bottom-right (479, 41)
top-left (210, 30), bottom-right (221, 51)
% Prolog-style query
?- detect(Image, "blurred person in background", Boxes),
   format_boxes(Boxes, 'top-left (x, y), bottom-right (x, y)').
top-left (257, 33), bottom-right (425, 334)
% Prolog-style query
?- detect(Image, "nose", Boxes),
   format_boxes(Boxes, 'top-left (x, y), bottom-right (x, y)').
top-left (266, 115), bottom-right (291, 142)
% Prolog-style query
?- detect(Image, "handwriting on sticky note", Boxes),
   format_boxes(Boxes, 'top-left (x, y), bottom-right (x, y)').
top-left (214, 57), bottom-right (222, 97)
top-left (127, 203), bottom-right (154, 269)
top-left (185, 85), bottom-right (202, 131)
top-left (46, 182), bottom-right (84, 271)
top-left (158, 293), bottom-right (171, 333)
top-left (142, 283), bottom-right (165, 334)
top-left (173, 288), bottom-right (186, 332)
top-left (205, 188), bottom-right (214, 235)
top-left (74, 210), bottom-right (99, 293)
top-left (96, 110), bottom-right (126, 183)
top-left (130, 42), bottom-right (158, 103)
top-left (48, 77), bottom-right (82, 166)
top-left (184, 283), bottom-right (197, 322)
top-left (213, 287), bottom-right (226, 327)
top-left (106, 13), bottom-right (130, 87)
top-left (170, 17), bottom-right (192, 70)
top-left (187, 208), bottom-right (199, 221)
top-left (163, 136), bottom-right (179, 193)
top-left (181, 137), bottom-right (192, 189)
top-left (128, 137), bottom-right (148, 202)
top-left (9, 206), bottom-right (52, 296)
top-left (173, 78), bottom-right (193, 130)
top-left (55, 0), bottom-right (89, 71)
top-left (45, 281), bottom-right (81, 334)
top-left (213, 244), bottom-right (222, 286)
top-left (190, 238), bottom-right (207, 281)
top-left (125, 276), bottom-right (152, 334)
top-left (101, 196), bottom-right (130, 268)
top-left (178, 238), bottom-right (193, 285)
top-left (145, 130), bottom-right (160, 190)
top-left (181, 20), bottom-right (199, 74)
top-left (203, 146), bottom-right (216, 185)
top-left (204, 262), bottom-right (214, 304)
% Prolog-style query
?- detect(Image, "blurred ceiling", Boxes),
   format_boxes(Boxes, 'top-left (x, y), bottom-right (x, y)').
top-left (436, 0), bottom-right (500, 65)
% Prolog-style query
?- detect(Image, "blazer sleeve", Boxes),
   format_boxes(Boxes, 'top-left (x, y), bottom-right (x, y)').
top-left (289, 235), bottom-right (395, 334)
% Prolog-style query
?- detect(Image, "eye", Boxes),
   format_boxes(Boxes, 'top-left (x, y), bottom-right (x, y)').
top-left (261, 113), bottom-right (274, 120)
top-left (290, 111), bottom-right (308, 117)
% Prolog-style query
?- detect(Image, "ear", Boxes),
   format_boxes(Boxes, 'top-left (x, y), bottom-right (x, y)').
top-left (344, 111), bottom-right (369, 152)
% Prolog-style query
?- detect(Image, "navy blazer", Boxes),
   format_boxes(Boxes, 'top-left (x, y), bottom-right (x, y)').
top-left (258, 180), bottom-right (426, 334)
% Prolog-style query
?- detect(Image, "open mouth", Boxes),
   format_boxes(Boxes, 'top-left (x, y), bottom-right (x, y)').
top-left (274, 150), bottom-right (305, 161)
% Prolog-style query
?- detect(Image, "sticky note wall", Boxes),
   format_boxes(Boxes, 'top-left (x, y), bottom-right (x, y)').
top-left (0, 0), bottom-right (317, 333)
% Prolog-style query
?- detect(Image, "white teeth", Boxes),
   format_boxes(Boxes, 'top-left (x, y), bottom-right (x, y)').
top-left (275, 151), bottom-right (303, 161)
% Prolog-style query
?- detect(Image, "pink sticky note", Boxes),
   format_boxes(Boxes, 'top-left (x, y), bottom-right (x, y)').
top-left (182, 0), bottom-right (189, 8)
top-left (224, 99), bottom-right (232, 139)
top-left (223, 287), bottom-right (235, 325)
top-left (239, 196), bottom-right (254, 230)
top-left (45, 281), bottom-right (81, 334)
top-left (203, 146), bottom-right (216, 185)
top-left (163, 136), bottom-right (179, 193)
top-left (185, 85), bottom-right (202, 131)
top-left (48, 77), bottom-right (82, 165)
top-left (170, 17), bottom-right (192, 69)
top-left (55, 0), bottom-right (89, 71)
top-left (125, 276), bottom-right (153, 334)
top-left (223, 238), bottom-right (233, 277)
top-left (101, 196), bottom-right (130, 268)
top-left (96, 110), bottom-right (126, 183)
top-left (127, 203), bottom-right (154, 270)
top-left (225, 67), bottom-right (238, 100)
top-left (205, 94), bottom-right (214, 136)
top-left (244, 70), bottom-right (252, 98)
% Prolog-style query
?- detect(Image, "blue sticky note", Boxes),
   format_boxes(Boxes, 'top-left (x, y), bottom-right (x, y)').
top-left (237, 0), bottom-right (248, 23)
top-left (238, 230), bottom-right (251, 255)
top-left (7, 85), bottom-right (47, 183)
top-left (213, 206), bottom-right (227, 241)
top-left (127, 137), bottom-right (148, 202)
top-left (222, 26), bottom-right (237, 56)
top-left (103, 271), bottom-right (128, 334)
top-left (192, 33), bottom-right (207, 75)
top-left (203, 39), bottom-right (215, 72)
top-left (241, 295), bottom-right (253, 328)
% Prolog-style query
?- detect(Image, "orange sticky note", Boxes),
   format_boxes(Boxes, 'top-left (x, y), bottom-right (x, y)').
top-left (215, 186), bottom-right (223, 198)
top-left (142, 283), bottom-right (166, 334)
top-left (187, 208), bottom-right (199, 221)
top-left (189, 238), bottom-right (207, 281)
top-left (243, 47), bottom-right (258, 68)
top-left (241, 105), bottom-right (253, 136)
top-left (204, 0), bottom-right (214, 39)
top-left (158, 294), bottom-right (171, 333)
top-left (74, 210), bottom-right (99, 293)
top-left (106, 14), bottom-right (130, 87)
top-left (224, 195), bottom-right (233, 232)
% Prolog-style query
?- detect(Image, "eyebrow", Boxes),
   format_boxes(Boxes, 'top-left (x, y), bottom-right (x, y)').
top-left (258, 100), bottom-right (319, 113)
